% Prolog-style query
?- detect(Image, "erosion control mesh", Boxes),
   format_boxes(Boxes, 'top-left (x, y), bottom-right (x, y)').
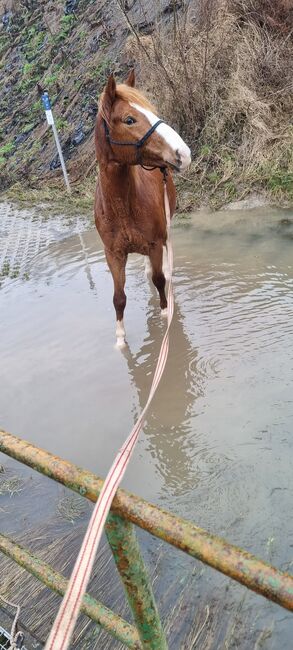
top-left (0, 202), bottom-right (89, 285)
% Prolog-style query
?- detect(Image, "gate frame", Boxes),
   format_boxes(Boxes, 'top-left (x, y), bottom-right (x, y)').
top-left (0, 429), bottom-right (292, 649)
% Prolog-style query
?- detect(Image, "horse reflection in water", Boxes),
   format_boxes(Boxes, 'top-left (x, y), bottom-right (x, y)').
top-left (120, 290), bottom-right (203, 496)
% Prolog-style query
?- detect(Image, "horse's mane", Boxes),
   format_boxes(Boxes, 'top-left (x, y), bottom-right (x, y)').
top-left (116, 84), bottom-right (157, 113)
top-left (99, 83), bottom-right (158, 122)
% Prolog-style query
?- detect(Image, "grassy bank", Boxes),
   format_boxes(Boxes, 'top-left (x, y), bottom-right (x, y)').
top-left (0, 0), bottom-right (292, 211)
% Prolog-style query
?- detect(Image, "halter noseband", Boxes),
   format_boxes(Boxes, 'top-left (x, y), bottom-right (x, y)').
top-left (103, 118), bottom-right (165, 164)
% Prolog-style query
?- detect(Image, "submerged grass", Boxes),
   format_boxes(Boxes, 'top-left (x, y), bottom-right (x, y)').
top-left (0, 516), bottom-right (278, 649)
top-left (57, 493), bottom-right (87, 524)
top-left (0, 467), bottom-right (24, 498)
top-left (0, 477), bottom-right (24, 497)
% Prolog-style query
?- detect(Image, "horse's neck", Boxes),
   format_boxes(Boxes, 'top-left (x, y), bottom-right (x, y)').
top-left (95, 115), bottom-right (137, 214)
top-left (99, 162), bottom-right (136, 216)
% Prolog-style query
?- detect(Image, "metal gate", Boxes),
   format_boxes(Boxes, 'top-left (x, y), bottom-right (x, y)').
top-left (0, 428), bottom-right (292, 649)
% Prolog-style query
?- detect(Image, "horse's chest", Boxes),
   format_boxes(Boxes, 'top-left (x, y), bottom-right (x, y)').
top-left (117, 223), bottom-right (151, 255)
top-left (96, 202), bottom-right (165, 255)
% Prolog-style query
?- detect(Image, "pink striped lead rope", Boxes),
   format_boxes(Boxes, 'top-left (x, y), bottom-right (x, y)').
top-left (45, 183), bottom-right (174, 650)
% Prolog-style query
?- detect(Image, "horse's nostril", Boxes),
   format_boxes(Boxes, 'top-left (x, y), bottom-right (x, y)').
top-left (176, 149), bottom-right (182, 166)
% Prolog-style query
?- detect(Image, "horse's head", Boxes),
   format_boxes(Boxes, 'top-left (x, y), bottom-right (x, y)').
top-left (98, 70), bottom-right (191, 172)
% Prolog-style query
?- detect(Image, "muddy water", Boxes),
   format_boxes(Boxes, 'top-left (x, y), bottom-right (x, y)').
top-left (0, 202), bottom-right (293, 647)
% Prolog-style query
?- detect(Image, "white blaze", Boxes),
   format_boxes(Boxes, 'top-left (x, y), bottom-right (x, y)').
top-left (131, 103), bottom-right (191, 170)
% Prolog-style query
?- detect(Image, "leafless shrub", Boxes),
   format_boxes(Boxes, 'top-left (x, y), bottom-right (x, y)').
top-left (123, 0), bottom-right (293, 205)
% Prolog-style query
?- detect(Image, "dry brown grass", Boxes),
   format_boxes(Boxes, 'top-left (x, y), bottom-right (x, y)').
top-left (124, 0), bottom-right (293, 208)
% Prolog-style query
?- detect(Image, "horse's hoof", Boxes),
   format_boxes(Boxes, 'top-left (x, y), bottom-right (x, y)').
top-left (116, 337), bottom-right (126, 349)
top-left (161, 308), bottom-right (168, 318)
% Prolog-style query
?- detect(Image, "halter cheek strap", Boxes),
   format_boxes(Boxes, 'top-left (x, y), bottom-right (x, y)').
top-left (103, 118), bottom-right (164, 164)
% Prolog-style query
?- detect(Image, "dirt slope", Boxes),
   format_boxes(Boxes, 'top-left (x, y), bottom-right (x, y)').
top-left (0, 0), bottom-right (179, 192)
top-left (0, 0), bottom-right (292, 209)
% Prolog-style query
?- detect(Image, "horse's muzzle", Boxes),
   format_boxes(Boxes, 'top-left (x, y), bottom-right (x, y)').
top-left (166, 160), bottom-right (182, 173)
top-left (166, 147), bottom-right (191, 173)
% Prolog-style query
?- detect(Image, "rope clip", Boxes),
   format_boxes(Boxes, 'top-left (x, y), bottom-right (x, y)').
top-left (160, 167), bottom-right (168, 183)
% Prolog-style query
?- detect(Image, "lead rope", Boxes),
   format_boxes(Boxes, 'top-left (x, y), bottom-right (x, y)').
top-left (44, 180), bottom-right (173, 650)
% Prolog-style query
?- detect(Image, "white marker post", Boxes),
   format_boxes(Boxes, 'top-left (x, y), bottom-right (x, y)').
top-left (41, 91), bottom-right (71, 194)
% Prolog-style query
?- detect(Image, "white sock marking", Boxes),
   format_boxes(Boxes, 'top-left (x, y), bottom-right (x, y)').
top-left (116, 320), bottom-right (126, 347)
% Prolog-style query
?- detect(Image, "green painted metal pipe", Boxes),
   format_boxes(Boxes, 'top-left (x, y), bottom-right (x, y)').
top-left (0, 533), bottom-right (141, 649)
top-left (1, 429), bottom-right (293, 612)
top-left (106, 513), bottom-right (167, 650)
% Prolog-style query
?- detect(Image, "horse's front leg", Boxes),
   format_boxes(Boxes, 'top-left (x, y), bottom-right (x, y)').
top-left (149, 243), bottom-right (167, 313)
top-left (105, 250), bottom-right (127, 347)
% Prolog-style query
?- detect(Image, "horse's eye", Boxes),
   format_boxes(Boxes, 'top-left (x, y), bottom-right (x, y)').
top-left (124, 116), bottom-right (136, 125)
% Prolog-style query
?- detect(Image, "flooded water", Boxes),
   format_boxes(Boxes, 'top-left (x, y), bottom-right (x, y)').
top-left (0, 201), bottom-right (293, 648)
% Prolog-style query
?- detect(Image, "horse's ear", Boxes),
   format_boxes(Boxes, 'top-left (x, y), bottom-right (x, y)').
top-left (103, 74), bottom-right (116, 117)
top-left (125, 69), bottom-right (135, 87)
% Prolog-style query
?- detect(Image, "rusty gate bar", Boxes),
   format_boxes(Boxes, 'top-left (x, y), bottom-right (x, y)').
top-left (1, 429), bottom-right (293, 613)
top-left (1, 429), bottom-right (293, 611)
top-left (106, 513), bottom-right (167, 650)
top-left (0, 532), bottom-right (141, 649)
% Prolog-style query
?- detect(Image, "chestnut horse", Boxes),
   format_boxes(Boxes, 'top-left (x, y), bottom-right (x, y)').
top-left (94, 70), bottom-right (191, 346)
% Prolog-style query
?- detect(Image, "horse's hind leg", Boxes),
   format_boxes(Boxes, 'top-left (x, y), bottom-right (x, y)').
top-left (162, 245), bottom-right (170, 281)
top-left (149, 243), bottom-right (167, 312)
top-left (105, 250), bottom-right (127, 347)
